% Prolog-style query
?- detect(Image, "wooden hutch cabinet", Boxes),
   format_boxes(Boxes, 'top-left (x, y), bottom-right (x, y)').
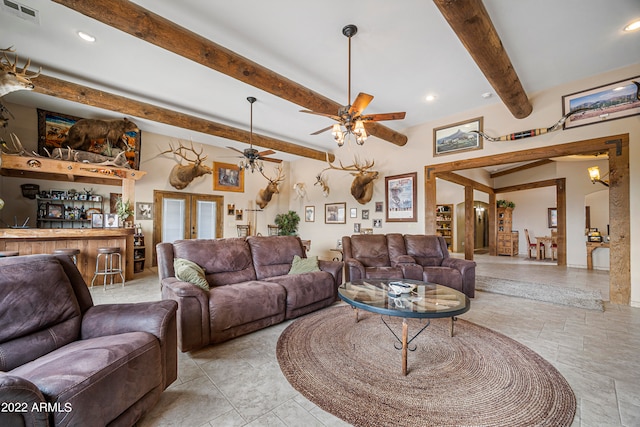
top-left (497, 207), bottom-right (518, 256)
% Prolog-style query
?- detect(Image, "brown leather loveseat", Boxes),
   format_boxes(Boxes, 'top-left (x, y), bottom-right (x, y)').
top-left (342, 233), bottom-right (476, 298)
top-left (0, 254), bottom-right (178, 427)
top-left (157, 235), bottom-right (344, 352)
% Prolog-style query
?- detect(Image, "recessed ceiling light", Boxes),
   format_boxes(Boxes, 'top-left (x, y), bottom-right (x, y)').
top-left (425, 94), bottom-right (436, 102)
top-left (624, 19), bottom-right (640, 32)
top-left (77, 31), bottom-right (96, 42)
top-left (481, 92), bottom-right (492, 99)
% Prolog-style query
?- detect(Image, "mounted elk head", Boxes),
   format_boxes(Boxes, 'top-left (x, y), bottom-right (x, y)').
top-left (257, 165), bottom-right (285, 209)
top-left (322, 156), bottom-right (378, 205)
top-left (1, 48), bottom-right (41, 98)
top-left (160, 141), bottom-right (212, 190)
top-left (314, 173), bottom-right (330, 197)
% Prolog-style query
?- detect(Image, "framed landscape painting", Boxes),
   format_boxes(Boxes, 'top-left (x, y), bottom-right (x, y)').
top-left (433, 117), bottom-right (483, 156)
top-left (325, 202), bottom-right (346, 224)
top-left (37, 109), bottom-right (142, 169)
top-left (562, 76), bottom-right (640, 129)
top-left (213, 162), bottom-right (244, 192)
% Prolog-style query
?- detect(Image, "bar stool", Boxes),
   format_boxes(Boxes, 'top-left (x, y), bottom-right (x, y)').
top-left (53, 248), bottom-right (81, 265)
top-left (91, 247), bottom-right (125, 290)
top-left (0, 251), bottom-right (19, 257)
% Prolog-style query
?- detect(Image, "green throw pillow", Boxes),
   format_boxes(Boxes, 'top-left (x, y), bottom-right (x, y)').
top-left (288, 255), bottom-right (321, 275)
top-left (174, 258), bottom-right (209, 290)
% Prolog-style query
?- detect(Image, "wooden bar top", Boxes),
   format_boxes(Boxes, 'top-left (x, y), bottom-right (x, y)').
top-left (0, 228), bottom-right (134, 239)
top-left (0, 227), bottom-right (136, 284)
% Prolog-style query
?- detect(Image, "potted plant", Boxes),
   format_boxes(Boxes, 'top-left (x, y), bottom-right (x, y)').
top-left (496, 200), bottom-right (515, 209)
top-left (274, 210), bottom-right (300, 236)
top-left (115, 197), bottom-right (135, 227)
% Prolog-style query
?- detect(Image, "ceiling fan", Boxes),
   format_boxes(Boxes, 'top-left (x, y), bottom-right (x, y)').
top-left (227, 96), bottom-right (282, 172)
top-left (300, 24), bottom-right (406, 146)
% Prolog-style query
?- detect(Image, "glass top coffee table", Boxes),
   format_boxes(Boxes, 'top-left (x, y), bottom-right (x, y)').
top-left (338, 278), bottom-right (470, 375)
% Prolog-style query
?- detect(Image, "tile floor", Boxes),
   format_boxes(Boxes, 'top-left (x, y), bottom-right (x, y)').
top-left (90, 255), bottom-right (639, 427)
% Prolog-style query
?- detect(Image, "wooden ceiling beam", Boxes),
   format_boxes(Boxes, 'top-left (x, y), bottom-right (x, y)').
top-left (33, 74), bottom-right (335, 163)
top-left (489, 159), bottom-right (553, 178)
top-left (51, 0), bottom-right (408, 147)
top-left (433, 0), bottom-right (533, 119)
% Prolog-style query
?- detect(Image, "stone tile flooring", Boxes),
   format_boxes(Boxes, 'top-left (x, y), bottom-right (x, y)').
top-left (90, 255), bottom-right (639, 426)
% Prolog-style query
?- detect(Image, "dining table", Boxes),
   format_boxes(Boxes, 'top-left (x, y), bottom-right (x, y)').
top-left (535, 236), bottom-right (553, 260)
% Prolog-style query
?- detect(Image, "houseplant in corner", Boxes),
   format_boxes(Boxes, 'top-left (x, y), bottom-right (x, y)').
top-left (274, 210), bottom-right (300, 236)
top-left (115, 197), bottom-right (135, 227)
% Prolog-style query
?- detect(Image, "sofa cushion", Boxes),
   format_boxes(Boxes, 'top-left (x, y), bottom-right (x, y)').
top-left (10, 332), bottom-right (161, 426)
top-left (288, 255), bottom-right (321, 275)
top-left (174, 258), bottom-right (209, 290)
top-left (248, 236), bottom-right (305, 279)
top-left (173, 238), bottom-right (256, 286)
top-left (364, 266), bottom-right (404, 279)
top-left (0, 257), bottom-right (81, 371)
top-left (350, 235), bottom-right (391, 267)
top-left (404, 235), bottom-right (445, 266)
top-left (209, 281), bottom-right (286, 333)
top-left (266, 271), bottom-right (334, 315)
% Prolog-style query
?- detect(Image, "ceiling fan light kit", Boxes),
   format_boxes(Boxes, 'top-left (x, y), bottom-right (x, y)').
top-left (231, 96), bottom-right (282, 173)
top-left (302, 24), bottom-right (406, 147)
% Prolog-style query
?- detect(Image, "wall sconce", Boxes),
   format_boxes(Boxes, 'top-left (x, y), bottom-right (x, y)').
top-left (587, 166), bottom-right (609, 187)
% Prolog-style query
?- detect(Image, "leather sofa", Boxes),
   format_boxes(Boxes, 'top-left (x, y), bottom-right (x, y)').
top-left (157, 235), bottom-right (344, 352)
top-left (0, 254), bottom-right (178, 427)
top-left (342, 233), bottom-right (476, 298)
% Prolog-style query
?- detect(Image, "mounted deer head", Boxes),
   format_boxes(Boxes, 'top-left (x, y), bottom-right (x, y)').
top-left (322, 156), bottom-right (378, 204)
top-left (314, 173), bottom-right (330, 197)
top-left (257, 165), bottom-right (285, 209)
top-left (1, 48), bottom-right (41, 97)
top-left (160, 141), bottom-right (212, 189)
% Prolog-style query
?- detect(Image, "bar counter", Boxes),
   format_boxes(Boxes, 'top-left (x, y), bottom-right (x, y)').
top-left (0, 228), bottom-right (135, 285)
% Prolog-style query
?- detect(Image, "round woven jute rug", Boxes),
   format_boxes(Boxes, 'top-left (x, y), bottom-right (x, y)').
top-left (277, 305), bottom-right (576, 427)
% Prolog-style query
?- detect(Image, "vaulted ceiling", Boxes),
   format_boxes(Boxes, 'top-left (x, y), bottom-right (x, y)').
top-left (2, 0), bottom-right (639, 162)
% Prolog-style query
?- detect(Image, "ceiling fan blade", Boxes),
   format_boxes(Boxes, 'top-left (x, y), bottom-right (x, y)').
top-left (300, 109), bottom-right (342, 121)
top-left (311, 125), bottom-right (334, 135)
top-left (226, 146), bottom-right (245, 154)
top-left (261, 157), bottom-right (282, 163)
top-left (258, 149), bottom-right (275, 157)
top-left (361, 112), bottom-right (407, 122)
top-left (349, 92), bottom-right (374, 116)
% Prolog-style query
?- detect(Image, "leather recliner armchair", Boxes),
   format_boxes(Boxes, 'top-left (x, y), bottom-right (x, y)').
top-left (0, 254), bottom-right (178, 427)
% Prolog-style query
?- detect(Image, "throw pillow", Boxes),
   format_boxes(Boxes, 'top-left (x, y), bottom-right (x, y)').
top-left (174, 258), bottom-right (209, 290)
top-left (288, 255), bottom-right (321, 275)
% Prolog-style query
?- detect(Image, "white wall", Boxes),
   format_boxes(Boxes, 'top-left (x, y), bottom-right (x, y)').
top-left (2, 63), bottom-right (639, 305)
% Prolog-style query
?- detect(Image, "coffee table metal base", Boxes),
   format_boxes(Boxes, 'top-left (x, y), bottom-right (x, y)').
top-left (351, 307), bottom-right (459, 375)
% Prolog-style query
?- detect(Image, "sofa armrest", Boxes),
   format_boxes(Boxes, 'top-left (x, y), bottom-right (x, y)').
top-left (344, 258), bottom-right (365, 282)
top-left (0, 373), bottom-right (49, 427)
top-left (441, 258), bottom-right (476, 298)
top-left (318, 260), bottom-right (344, 285)
top-left (160, 277), bottom-right (211, 353)
top-left (81, 300), bottom-right (178, 389)
top-left (441, 257), bottom-right (476, 274)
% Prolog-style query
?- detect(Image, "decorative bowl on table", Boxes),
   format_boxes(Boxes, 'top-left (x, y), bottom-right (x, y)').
top-left (387, 281), bottom-right (416, 296)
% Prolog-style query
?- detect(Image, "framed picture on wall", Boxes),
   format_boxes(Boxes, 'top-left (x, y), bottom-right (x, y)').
top-left (305, 206), bottom-right (315, 222)
top-left (385, 172), bottom-right (417, 222)
top-left (213, 162), bottom-right (244, 192)
top-left (325, 202), bottom-right (346, 224)
top-left (433, 117), bottom-right (483, 156)
top-left (37, 109), bottom-right (142, 169)
top-left (548, 208), bottom-right (558, 228)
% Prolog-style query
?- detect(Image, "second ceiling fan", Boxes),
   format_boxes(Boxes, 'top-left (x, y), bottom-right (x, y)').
top-left (228, 96), bottom-right (282, 173)
top-left (301, 24), bottom-right (406, 146)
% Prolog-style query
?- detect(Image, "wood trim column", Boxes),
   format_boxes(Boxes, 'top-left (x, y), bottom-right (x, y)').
top-left (608, 139), bottom-right (630, 304)
top-left (465, 186), bottom-right (474, 260)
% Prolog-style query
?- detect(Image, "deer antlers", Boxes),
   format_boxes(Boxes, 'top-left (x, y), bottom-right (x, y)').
top-left (1, 47), bottom-right (41, 97)
top-left (319, 154), bottom-right (378, 205)
top-left (256, 165), bottom-right (285, 209)
top-left (160, 140), bottom-right (212, 189)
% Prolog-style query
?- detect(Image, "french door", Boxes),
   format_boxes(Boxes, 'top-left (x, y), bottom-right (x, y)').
top-left (152, 190), bottom-right (224, 265)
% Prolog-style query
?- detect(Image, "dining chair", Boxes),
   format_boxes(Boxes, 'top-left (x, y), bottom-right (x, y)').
top-left (550, 230), bottom-right (558, 260)
top-left (524, 229), bottom-right (544, 259)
